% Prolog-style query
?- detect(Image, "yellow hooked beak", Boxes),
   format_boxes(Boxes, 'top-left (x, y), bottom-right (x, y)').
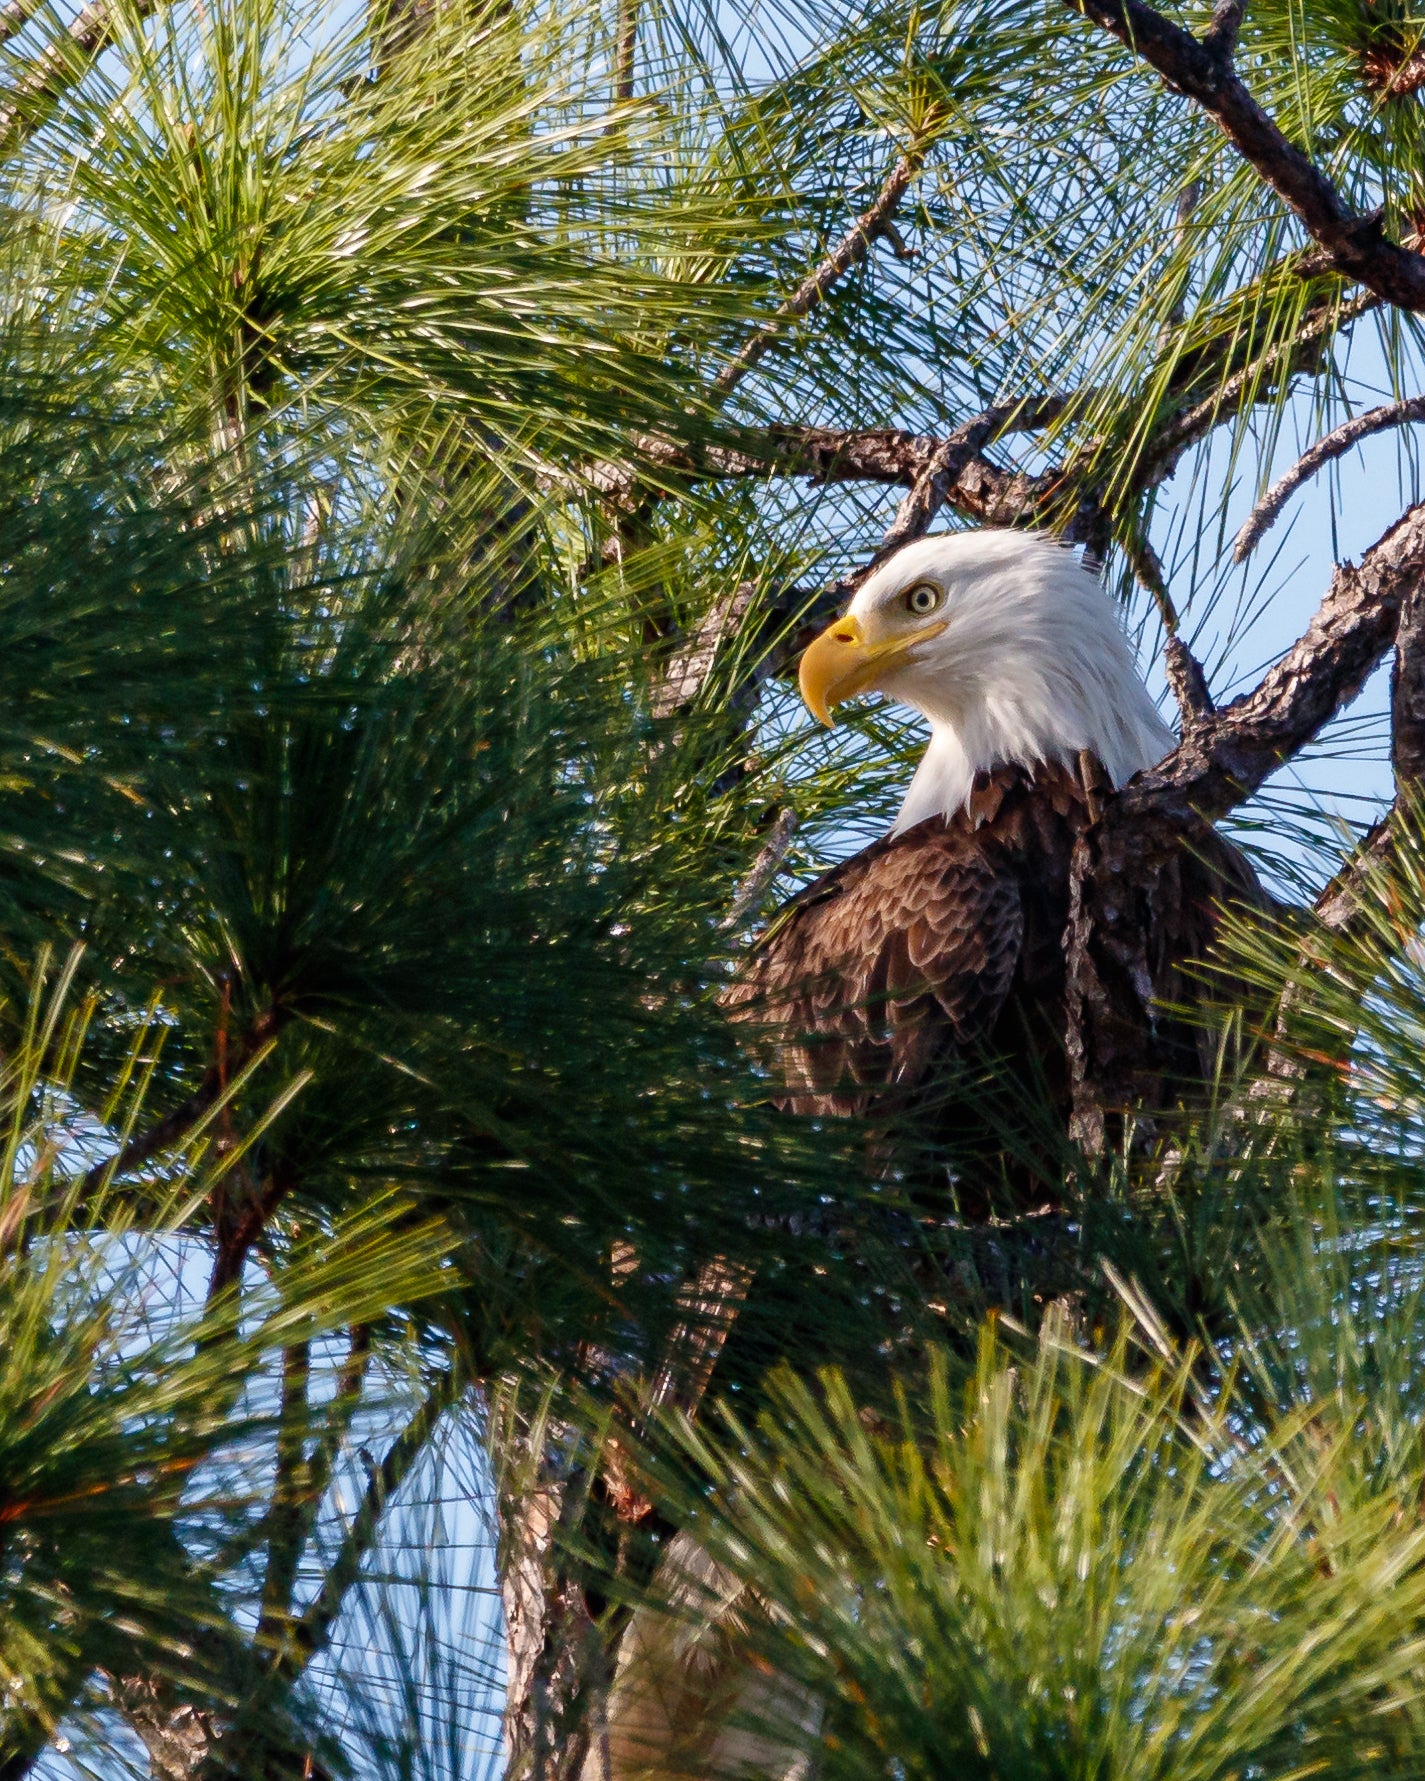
top-left (797, 613), bottom-right (947, 727)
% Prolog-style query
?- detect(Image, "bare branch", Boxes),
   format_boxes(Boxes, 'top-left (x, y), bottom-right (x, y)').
top-left (1234, 394), bottom-right (1425, 561)
top-left (650, 580), bottom-right (760, 719)
top-left (713, 151), bottom-right (923, 396)
top-left (588, 403), bottom-right (1069, 529)
top-left (612, 0), bottom-right (636, 104)
top-left (1117, 529), bottom-right (1219, 728)
top-left (1164, 634), bottom-right (1215, 725)
top-left (1201, 0), bottom-right (1245, 61)
top-left (872, 400), bottom-right (1070, 554)
top-left (1064, 0), bottom-right (1425, 310)
top-left (1118, 527), bottom-right (1180, 631)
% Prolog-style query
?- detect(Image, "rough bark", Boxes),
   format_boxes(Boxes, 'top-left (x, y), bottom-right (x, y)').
top-left (1315, 566), bottom-right (1425, 932)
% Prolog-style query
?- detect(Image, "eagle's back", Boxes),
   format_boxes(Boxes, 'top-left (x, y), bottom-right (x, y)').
top-left (726, 761), bottom-right (1090, 1123)
top-left (727, 758), bottom-right (1265, 1195)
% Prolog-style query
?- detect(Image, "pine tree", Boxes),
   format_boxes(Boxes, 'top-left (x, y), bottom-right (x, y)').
top-left (4, 0), bottom-right (1425, 1776)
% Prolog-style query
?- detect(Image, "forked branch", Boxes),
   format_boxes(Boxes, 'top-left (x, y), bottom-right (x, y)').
top-left (1119, 497), bottom-right (1425, 828)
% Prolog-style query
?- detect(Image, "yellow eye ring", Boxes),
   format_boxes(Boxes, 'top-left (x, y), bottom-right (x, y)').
top-left (905, 582), bottom-right (942, 616)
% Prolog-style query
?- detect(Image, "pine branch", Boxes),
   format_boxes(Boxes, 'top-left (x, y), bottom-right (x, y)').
top-left (1164, 634), bottom-right (1216, 726)
top-left (257, 1339), bottom-right (313, 1639)
top-left (588, 404), bottom-right (1069, 532)
top-left (251, 1326), bottom-right (372, 1659)
top-left (79, 1005), bottom-right (287, 1198)
top-left (1064, 0), bottom-right (1425, 310)
top-left (208, 1153), bottom-right (297, 1298)
top-left (0, 0), bottom-right (159, 155)
top-left (612, 0), bottom-right (636, 104)
top-left (1201, 0), bottom-right (1245, 61)
top-left (1233, 395), bottom-right (1425, 561)
top-left (723, 807), bottom-right (798, 928)
top-left (872, 404), bottom-right (1061, 555)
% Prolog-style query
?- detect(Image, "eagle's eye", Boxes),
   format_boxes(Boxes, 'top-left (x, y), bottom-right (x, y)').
top-left (904, 582), bottom-right (942, 616)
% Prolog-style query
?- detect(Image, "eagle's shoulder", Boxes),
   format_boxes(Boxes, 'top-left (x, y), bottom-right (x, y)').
top-left (743, 759), bottom-right (1087, 963)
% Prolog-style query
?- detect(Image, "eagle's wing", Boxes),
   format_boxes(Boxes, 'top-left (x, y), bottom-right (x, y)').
top-left (725, 821), bottom-right (1024, 1117)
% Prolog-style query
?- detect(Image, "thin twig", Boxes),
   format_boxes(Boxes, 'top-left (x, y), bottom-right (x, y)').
top-left (1118, 530), bottom-right (1220, 727)
top-left (580, 402), bottom-right (1070, 539)
top-left (873, 399), bottom-right (1070, 556)
top-left (723, 807), bottom-right (798, 929)
top-left (1233, 394), bottom-right (1425, 561)
top-left (713, 151), bottom-right (922, 396)
top-left (1119, 528), bottom-right (1180, 632)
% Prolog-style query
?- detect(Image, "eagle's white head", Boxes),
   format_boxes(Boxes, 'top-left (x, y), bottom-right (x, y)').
top-left (798, 529), bottom-right (1174, 835)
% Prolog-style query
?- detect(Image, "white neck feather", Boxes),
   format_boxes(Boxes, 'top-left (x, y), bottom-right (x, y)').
top-left (861, 533), bottom-right (1174, 837)
top-left (893, 729), bottom-right (979, 835)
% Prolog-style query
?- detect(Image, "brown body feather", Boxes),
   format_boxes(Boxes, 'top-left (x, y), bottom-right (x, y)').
top-left (728, 760), bottom-right (1265, 1205)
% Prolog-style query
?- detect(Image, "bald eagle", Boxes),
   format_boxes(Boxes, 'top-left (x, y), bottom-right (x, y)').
top-left (729, 530), bottom-right (1262, 1201)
